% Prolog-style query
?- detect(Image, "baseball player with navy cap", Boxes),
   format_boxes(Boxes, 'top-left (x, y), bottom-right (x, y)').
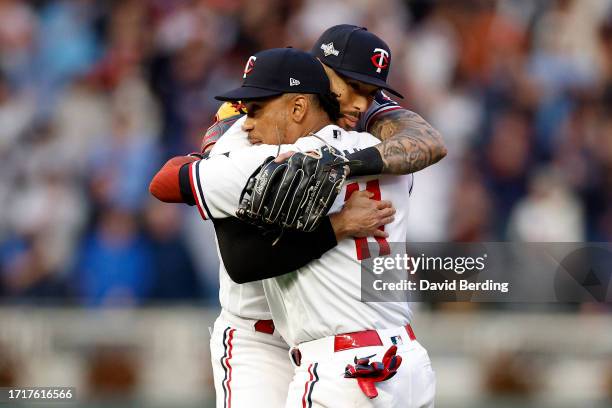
top-left (312, 24), bottom-right (403, 98)
top-left (150, 25), bottom-right (446, 408)
top-left (207, 24), bottom-right (444, 178)
top-left (308, 24), bottom-right (406, 135)
top-left (187, 46), bottom-right (435, 407)
top-left (206, 48), bottom-right (365, 408)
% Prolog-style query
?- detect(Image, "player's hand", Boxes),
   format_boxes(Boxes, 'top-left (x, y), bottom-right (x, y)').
top-left (330, 191), bottom-right (395, 241)
top-left (274, 151), bottom-right (296, 163)
top-left (200, 102), bottom-right (246, 153)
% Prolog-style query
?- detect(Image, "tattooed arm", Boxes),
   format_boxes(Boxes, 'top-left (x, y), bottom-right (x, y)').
top-left (369, 108), bottom-right (447, 175)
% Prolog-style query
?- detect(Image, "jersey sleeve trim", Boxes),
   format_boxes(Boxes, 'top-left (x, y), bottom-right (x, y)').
top-left (189, 160), bottom-right (214, 220)
top-left (201, 140), bottom-right (217, 153)
top-left (364, 105), bottom-right (405, 133)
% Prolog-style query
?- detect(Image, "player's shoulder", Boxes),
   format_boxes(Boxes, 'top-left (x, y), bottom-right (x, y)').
top-left (210, 115), bottom-right (249, 155)
top-left (312, 124), bottom-right (345, 142)
top-left (373, 90), bottom-right (397, 106)
top-left (357, 90), bottom-right (405, 133)
top-left (307, 124), bottom-right (379, 151)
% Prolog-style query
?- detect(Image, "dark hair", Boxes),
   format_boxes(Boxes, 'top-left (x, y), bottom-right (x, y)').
top-left (315, 90), bottom-right (341, 122)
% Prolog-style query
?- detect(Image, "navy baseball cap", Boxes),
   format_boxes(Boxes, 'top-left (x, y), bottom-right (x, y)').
top-left (311, 24), bottom-right (403, 98)
top-left (215, 48), bottom-right (330, 101)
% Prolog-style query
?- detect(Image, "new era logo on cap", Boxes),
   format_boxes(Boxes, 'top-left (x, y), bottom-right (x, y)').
top-left (289, 78), bottom-right (300, 86)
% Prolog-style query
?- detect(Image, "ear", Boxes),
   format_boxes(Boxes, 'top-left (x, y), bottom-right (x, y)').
top-left (289, 94), bottom-right (309, 123)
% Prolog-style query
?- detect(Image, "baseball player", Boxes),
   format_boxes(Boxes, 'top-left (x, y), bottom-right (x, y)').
top-left (189, 47), bottom-right (435, 407)
top-left (150, 26), bottom-right (445, 408)
top-left (150, 51), bottom-right (396, 408)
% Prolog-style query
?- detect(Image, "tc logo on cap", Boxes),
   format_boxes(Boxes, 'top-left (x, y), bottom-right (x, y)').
top-left (243, 56), bottom-right (257, 79)
top-left (371, 48), bottom-right (389, 74)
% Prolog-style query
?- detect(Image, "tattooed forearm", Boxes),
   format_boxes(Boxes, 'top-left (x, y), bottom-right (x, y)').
top-left (369, 109), bottom-right (447, 175)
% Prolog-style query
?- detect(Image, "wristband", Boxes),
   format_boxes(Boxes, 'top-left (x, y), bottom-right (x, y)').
top-left (346, 146), bottom-right (384, 177)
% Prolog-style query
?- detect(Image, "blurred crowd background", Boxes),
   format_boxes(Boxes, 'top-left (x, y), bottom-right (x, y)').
top-left (0, 0), bottom-right (611, 406)
top-left (1, 0), bottom-right (611, 305)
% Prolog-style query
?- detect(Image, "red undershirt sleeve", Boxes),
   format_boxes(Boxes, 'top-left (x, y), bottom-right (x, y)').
top-left (149, 156), bottom-right (198, 204)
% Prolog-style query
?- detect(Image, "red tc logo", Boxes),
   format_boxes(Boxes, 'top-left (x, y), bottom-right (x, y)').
top-left (371, 48), bottom-right (389, 74)
top-left (243, 56), bottom-right (257, 79)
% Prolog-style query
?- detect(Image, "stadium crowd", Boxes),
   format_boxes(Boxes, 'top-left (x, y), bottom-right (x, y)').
top-left (0, 0), bottom-right (611, 306)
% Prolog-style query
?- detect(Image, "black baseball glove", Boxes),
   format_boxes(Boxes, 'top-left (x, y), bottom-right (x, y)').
top-left (236, 145), bottom-right (349, 233)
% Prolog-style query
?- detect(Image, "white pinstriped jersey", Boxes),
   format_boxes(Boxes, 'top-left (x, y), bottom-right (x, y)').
top-left (191, 123), bottom-right (414, 346)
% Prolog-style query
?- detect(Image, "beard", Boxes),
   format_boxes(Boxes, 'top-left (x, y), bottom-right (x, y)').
top-left (337, 111), bottom-right (360, 130)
